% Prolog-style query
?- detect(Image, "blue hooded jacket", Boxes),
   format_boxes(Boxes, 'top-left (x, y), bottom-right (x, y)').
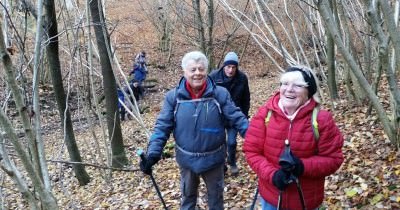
top-left (146, 76), bottom-right (248, 173)
top-left (130, 64), bottom-right (147, 83)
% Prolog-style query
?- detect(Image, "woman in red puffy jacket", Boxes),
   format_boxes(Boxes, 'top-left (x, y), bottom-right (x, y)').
top-left (244, 65), bottom-right (344, 210)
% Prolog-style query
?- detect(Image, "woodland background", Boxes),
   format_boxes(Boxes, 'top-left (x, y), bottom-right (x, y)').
top-left (0, 0), bottom-right (399, 209)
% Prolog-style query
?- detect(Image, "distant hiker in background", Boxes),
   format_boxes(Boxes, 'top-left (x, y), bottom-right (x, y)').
top-left (243, 65), bottom-right (344, 210)
top-left (129, 64), bottom-right (147, 101)
top-left (117, 88), bottom-right (126, 121)
top-left (139, 51), bottom-right (249, 209)
top-left (209, 51), bottom-right (250, 176)
top-left (117, 84), bottom-right (141, 121)
top-left (135, 51), bottom-right (147, 71)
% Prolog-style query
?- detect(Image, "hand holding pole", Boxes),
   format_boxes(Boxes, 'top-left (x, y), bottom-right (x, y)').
top-left (137, 149), bottom-right (168, 210)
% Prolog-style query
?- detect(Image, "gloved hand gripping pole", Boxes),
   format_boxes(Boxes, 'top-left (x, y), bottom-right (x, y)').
top-left (137, 149), bottom-right (168, 210)
top-left (277, 140), bottom-right (306, 210)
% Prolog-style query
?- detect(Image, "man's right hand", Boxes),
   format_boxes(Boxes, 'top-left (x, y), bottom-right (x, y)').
top-left (139, 156), bottom-right (160, 175)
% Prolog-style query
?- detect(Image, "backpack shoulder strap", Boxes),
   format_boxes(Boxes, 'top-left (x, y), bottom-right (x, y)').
top-left (173, 88), bottom-right (178, 115)
top-left (311, 106), bottom-right (320, 154)
top-left (264, 109), bottom-right (273, 126)
top-left (311, 106), bottom-right (320, 140)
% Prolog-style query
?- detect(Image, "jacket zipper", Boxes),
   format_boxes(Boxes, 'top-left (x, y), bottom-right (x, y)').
top-left (286, 119), bottom-right (293, 145)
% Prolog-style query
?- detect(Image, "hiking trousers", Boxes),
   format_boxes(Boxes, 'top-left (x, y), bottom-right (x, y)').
top-left (226, 128), bottom-right (238, 167)
top-left (179, 164), bottom-right (224, 210)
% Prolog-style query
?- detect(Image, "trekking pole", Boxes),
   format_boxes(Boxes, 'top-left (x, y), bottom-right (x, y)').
top-left (294, 176), bottom-right (306, 210)
top-left (277, 140), bottom-right (307, 210)
top-left (277, 190), bottom-right (283, 209)
top-left (137, 149), bottom-right (168, 210)
top-left (250, 186), bottom-right (259, 210)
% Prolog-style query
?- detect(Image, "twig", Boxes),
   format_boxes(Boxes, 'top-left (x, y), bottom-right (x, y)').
top-left (47, 160), bottom-right (140, 172)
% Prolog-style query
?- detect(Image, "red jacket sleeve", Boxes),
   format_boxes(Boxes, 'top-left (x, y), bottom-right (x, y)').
top-left (302, 110), bottom-right (344, 178)
top-left (243, 105), bottom-right (278, 183)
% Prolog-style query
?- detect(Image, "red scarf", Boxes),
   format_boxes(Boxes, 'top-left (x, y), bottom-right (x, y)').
top-left (185, 81), bottom-right (207, 99)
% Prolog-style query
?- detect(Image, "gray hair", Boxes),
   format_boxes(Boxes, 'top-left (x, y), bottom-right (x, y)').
top-left (181, 51), bottom-right (208, 70)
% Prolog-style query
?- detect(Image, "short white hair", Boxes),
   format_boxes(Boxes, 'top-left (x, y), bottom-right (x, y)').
top-left (280, 71), bottom-right (308, 86)
top-left (181, 51), bottom-right (208, 71)
top-left (281, 65), bottom-right (320, 103)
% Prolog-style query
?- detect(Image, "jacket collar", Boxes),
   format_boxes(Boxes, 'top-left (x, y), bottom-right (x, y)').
top-left (176, 76), bottom-right (216, 100)
top-left (267, 91), bottom-right (318, 120)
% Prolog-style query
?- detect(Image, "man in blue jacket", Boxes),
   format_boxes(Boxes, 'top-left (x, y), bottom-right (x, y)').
top-left (140, 51), bottom-right (248, 210)
top-left (129, 63), bottom-right (147, 100)
top-left (209, 51), bottom-right (250, 176)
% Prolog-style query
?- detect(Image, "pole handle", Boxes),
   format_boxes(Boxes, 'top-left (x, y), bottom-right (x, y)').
top-left (137, 149), bottom-right (147, 163)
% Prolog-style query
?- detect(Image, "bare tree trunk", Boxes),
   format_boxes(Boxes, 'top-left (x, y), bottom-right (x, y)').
top-left (0, 136), bottom-right (39, 209)
top-left (206, 0), bottom-right (214, 69)
top-left (337, 1), bottom-right (365, 103)
top-left (89, 0), bottom-right (128, 167)
top-left (192, 0), bottom-right (207, 52)
top-left (316, 0), bottom-right (397, 144)
top-left (379, 0), bottom-right (400, 145)
top-left (0, 21), bottom-right (59, 210)
top-left (43, 0), bottom-right (91, 185)
top-left (32, 0), bottom-right (49, 188)
top-left (326, 0), bottom-right (338, 99)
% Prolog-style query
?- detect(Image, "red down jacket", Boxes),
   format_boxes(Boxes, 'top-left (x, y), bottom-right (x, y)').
top-left (243, 92), bottom-right (344, 210)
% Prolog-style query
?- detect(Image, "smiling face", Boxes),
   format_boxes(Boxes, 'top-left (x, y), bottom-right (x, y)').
top-left (279, 71), bottom-right (309, 115)
top-left (183, 59), bottom-right (207, 93)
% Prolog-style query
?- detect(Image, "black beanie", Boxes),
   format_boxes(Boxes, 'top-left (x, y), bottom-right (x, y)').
top-left (285, 66), bottom-right (317, 99)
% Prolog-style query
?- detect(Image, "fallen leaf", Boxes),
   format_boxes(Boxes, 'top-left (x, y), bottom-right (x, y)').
top-left (370, 194), bottom-right (383, 205)
top-left (346, 188), bottom-right (358, 197)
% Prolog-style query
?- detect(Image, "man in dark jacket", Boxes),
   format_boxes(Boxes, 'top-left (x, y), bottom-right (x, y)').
top-left (140, 51), bottom-right (248, 209)
top-left (209, 51), bottom-right (250, 176)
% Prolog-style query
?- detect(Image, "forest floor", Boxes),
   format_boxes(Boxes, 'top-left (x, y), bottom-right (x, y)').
top-left (2, 0), bottom-right (400, 209)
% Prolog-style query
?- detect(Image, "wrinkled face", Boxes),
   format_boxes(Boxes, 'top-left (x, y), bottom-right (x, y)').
top-left (279, 71), bottom-right (309, 113)
top-left (223, 64), bottom-right (237, 78)
top-left (183, 60), bottom-right (207, 92)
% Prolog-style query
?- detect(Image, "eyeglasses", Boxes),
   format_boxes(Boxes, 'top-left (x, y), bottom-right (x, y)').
top-left (281, 82), bottom-right (308, 91)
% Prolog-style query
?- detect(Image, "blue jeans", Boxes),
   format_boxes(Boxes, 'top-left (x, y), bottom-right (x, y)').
top-left (260, 197), bottom-right (319, 210)
top-left (260, 197), bottom-right (277, 210)
top-left (226, 128), bottom-right (238, 167)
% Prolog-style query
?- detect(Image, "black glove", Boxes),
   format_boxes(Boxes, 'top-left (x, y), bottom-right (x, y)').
top-left (272, 169), bottom-right (291, 191)
top-left (139, 156), bottom-right (160, 175)
top-left (291, 155), bottom-right (304, 177)
top-left (280, 153), bottom-right (304, 177)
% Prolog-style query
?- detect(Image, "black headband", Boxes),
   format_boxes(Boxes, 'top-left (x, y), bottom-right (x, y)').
top-left (285, 66), bottom-right (317, 99)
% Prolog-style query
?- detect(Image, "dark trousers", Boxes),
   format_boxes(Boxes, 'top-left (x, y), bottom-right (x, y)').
top-left (179, 164), bottom-right (224, 210)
